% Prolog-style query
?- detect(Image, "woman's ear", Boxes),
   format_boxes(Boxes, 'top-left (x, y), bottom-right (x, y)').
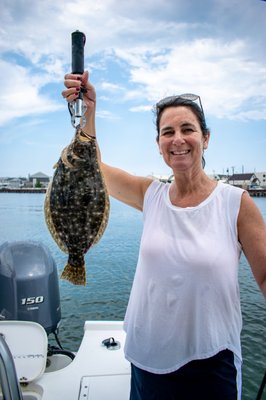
top-left (157, 138), bottom-right (162, 154)
top-left (203, 132), bottom-right (210, 150)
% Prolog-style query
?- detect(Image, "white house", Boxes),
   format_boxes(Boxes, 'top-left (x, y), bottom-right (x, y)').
top-left (28, 172), bottom-right (50, 188)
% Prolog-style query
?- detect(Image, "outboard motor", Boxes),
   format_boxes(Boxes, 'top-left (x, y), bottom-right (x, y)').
top-left (0, 241), bottom-right (61, 335)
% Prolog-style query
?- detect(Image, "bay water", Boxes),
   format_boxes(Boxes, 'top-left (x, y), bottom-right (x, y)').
top-left (0, 192), bottom-right (265, 399)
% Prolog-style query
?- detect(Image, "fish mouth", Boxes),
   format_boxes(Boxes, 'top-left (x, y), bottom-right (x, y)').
top-left (170, 150), bottom-right (190, 156)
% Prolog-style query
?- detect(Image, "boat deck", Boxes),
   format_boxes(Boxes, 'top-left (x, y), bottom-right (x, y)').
top-left (1, 321), bottom-right (131, 400)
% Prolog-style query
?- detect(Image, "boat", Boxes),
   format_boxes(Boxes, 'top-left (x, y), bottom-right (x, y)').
top-left (0, 241), bottom-right (130, 399)
top-left (0, 320), bottom-right (130, 400)
top-left (0, 241), bottom-right (265, 400)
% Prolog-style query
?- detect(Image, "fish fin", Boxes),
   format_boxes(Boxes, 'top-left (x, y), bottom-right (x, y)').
top-left (60, 146), bottom-right (74, 169)
top-left (92, 174), bottom-right (110, 246)
top-left (60, 263), bottom-right (86, 285)
top-left (44, 182), bottom-right (68, 253)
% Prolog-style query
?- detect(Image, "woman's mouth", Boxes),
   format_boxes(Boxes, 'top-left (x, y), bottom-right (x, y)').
top-left (170, 150), bottom-right (190, 156)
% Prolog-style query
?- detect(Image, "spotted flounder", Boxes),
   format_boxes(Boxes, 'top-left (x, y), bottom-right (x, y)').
top-left (44, 129), bottom-right (109, 285)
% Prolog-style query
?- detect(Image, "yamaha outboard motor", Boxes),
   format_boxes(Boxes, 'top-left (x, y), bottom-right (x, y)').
top-left (0, 241), bottom-right (61, 335)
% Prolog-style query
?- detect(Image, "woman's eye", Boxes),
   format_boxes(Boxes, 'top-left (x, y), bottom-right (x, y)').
top-left (161, 130), bottom-right (173, 136)
top-left (183, 128), bottom-right (194, 134)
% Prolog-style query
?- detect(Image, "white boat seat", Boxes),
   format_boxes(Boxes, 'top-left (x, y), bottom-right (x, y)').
top-left (0, 321), bottom-right (47, 383)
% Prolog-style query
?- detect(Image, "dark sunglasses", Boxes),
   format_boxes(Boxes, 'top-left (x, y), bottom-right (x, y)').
top-left (156, 93), bottom-right (205, 118)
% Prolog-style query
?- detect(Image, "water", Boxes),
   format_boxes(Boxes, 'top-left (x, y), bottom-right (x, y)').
top-left (0, 193), bottom-right (265, 400)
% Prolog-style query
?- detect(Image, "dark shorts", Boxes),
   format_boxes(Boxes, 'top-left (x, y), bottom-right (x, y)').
top-left (130, 349), bottom-right (239, 400)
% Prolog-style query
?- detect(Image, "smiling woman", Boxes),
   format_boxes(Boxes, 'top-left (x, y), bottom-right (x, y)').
top-left (59, 70), bottom-right (266, 400)
top-left (155, 94), bottom-right (210, 169)
top-left (154, 96), bottom-right (215, 208)
top-left (158, 107), bottom-right (209, 177)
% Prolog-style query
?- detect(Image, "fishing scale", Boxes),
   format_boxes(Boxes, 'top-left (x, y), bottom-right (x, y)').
top-left (68, 30), bottom-right (87, 128)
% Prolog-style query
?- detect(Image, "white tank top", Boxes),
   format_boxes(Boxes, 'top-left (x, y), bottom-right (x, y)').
top-left (124, 180), bottom-right (244, 374)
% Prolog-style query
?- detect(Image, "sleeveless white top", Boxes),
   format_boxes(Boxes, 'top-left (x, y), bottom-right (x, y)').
top-left (124, 180), bottom-right (244, 374)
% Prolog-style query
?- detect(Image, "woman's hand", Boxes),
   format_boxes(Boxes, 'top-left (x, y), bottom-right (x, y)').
top-left (62, 70), bottom-right (96, 112)
top-left (62, 70), bottom-right (96, 135)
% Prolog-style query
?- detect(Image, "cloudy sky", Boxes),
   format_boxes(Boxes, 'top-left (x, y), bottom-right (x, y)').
top-left (0, 0), bottom-right (265, 178)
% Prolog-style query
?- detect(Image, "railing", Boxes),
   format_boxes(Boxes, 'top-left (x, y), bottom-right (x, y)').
top-left (0, 333), bottom-right (23, 400)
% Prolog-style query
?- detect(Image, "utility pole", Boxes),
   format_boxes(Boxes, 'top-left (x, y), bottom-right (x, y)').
top-left (231, 166), bottom-right (235, 186)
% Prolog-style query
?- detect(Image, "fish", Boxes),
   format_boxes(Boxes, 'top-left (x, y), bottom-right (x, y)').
top-left (44, 129), bottom-right (110, 285)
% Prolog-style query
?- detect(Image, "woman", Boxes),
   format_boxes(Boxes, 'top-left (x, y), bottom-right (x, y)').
top-left (62, 71), bottom-right (266, 400)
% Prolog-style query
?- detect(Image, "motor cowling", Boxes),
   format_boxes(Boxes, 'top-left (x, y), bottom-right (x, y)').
top-left (0, 241), bottom-right (61, 335)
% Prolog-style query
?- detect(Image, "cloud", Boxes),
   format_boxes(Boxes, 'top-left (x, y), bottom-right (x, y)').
top-left (113, 38), bottom-right (266, 120)
top-left (129, 105), bottom-right (153, 112)
top-left (100, 82), bottom-right (124, 92)
top-left (0, 0), bottom-right (266, 125)
top-left (96, 110), bottom-right (121, 120)
top-left (0, 60), bottom-right (63, 126)
top-left (129, 105), bottom-right (153, 113)
top-left (1, 0), bottom-right (265, 60)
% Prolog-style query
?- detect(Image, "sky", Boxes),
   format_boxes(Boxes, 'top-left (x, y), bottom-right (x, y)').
top-left (0, 0), bottom-right (265, 179)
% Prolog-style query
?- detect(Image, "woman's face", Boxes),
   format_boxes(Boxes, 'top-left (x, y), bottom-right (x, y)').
top-left (157, 106), bottom-right (210, 173)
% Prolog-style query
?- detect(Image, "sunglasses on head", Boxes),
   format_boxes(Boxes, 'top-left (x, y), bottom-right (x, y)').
top-left (156, 93), bottom-right (205, 118)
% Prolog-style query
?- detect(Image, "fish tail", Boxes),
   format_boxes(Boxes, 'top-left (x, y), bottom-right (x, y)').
top-left (60, 263), bottom-right (86, 285)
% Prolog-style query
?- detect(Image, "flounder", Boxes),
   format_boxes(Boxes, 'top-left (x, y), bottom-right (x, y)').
top-left (44, 128), bottom-right (109, 285)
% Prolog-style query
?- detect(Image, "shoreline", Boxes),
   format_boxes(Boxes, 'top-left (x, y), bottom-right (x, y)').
top-left (0, 187), bottom-right (266, 197)
top-left (0, 188), bottom-right (46, 193)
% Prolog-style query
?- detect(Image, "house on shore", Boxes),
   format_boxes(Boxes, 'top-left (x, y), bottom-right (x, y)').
top-left (0, 172), bottom-right (51, 189)
top-left (28, 172), bottom-right (50, 188)
top-left (0, 177), bottom-right (27, 189)
top-left (227, 173), bottom-right (260, 189)
top-left (149, 172), bottom-right (266, 189)
top-left (254, 172), bottom-right (266, 188)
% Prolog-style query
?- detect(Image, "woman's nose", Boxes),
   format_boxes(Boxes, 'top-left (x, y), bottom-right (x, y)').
top-left (172, 132), bottom-right (185, 144)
